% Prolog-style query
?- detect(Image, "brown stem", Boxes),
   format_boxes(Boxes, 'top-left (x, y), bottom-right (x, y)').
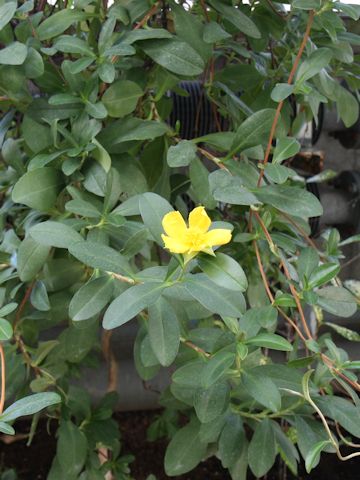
top-left (14, 282), bottom-right (34, 332)
top-left (253, 211), bottom-right (313, 339)
top-left (181, 339), bottom-right (210, 358)
top-left (134, 1), bottom-right (161, 30)
top-left (253, 239), bottom-right (306, 341)
top-left (0, 344), bottom-right (5, 414)
top-left (200, 0), bottom-right (210, 22)
top-left (257, 10), bottom-right (315, 187)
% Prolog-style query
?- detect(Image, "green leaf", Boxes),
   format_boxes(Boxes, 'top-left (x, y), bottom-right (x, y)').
top-left (0, 42), bottom-right (27, 66)
top-left (24, 48), bottom-right (45, 79)
top-left (12, 167), bottom-right (63, 212)
top-left (198, 253), bottom-right (247, 292)
top-left (0, 2), bottom-right (17, 31)
top-left (254, 185), bottom-right (323, 218)
top-left (218, 415), bottom-right (246, 468)
top-left (296, 416), bottom-right (334, 465)
top-left (0, 302), bottom-right (17, 318)
top-left (68, 241), bottom-right (133, 277)
top-left (194, 382), bottom-right (229, 423)
top-left (296, 48), bottom-right (332, 84)
top-left (316, 396), bottom-right (360, 438)
top-left (53, 35), bottom-right (94, 56)
top-left (308, 263), bottom-right (340, 289)
top-left (264, 164), bottom-right (293, 184)
top-left (324, 323), bottom-right (360, 342)
top-left (0, 392), bottom-right (61, 422)
top-left (103, 282), bottom-right (165, 329)
top-left (246, 333), bottom-right (293, 351)
top-left (0, 319), bottom-right (13, 341)
top-left (164, 419), bottom-right (207, 476)
top-left (139, 192), bottom-right (173, 245)
top-left (208, 0), bottom-right (261, 39)
top-left (57, 421), bottom-right (88, 477)
top-left (271, 83), bottom-right (294, 102)
top-left (242, 371), bottom-right (281, 412)
top-left (292, 0), bottom-right (320, 9)
top-left (272, 137), bottom-right (301, 164)
top-left (230, 109), bottom-right (276, 156)
top-left (98, 117), bottom-right (169, 148)
top-left (317, 286), bottom-right (357, 318)
top-left (0, 422), bottom-right (15, 435)
top-left (30, 221), bottom-right (83, 249)
top-left (298, 247), bottom-right (319, 280)
top-left (248, 419), bottom-right (276, 477)
top-left (69, 276), bottom-right (114, 321)
top-left (141, 38), bottom-right (205, 76)
top-left (123, 28), bottom-right (172, 43)
top-left (203, 21), bottom-right (231, 43)
top-left (240, 306), bottom-right (277, 334)
top-left (102, 80), bottom-right (143, 118)
top-left (172, 2), bottom-right (212, 61)
top-left (339, 233), bottom-right (360, 247)
top-left (184, 274), bottom-right (246, 318)
top-left (65, 199), bottom-right (102, 218)
top-left (37, 10), bottom-right (87, 40)
top-left (85, 101), bottom-right (107, 119)
top-left (335, 84), bottom-right (359, 128)
top-left (17, 236), bottom-right (50, 282)
top-left (167, 140), bottom-right (197, 167)
top-left (305, 440), bottom-right (332, 473)
top-left (92, 138), bottom-right (111, 172)
top-left (201, 351), bottom-right (235, 388)
top-left (189, 156), bottom-right (217, 209)
top-left (209, 170), bottom-right (260, 206)
top-left (30, 280), bottom-right (50, 311)
top-left (172, 359), bottom-right (206, 387)
top-left (148, 297), bottom-right (180, 366)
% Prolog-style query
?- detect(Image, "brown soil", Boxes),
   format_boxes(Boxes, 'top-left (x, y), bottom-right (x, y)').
top-left (0, 411), bottom-right (359, 479)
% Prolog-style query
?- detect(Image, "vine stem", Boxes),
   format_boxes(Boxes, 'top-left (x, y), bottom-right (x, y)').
top-left (253, 211), bottom-right (360, 392)
top-left (14, 281), bottom-right (34, 332)
top-left (257, 10), bottom-right (315, 187)
top-left (253, 210), bottom-right (313, 339)
top-left (134, 1), bottom-right (161, 30)
top-left (0, 344), bottom-right (5, 414)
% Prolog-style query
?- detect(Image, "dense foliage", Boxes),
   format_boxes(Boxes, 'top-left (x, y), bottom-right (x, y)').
top-left (1, 0), bottom-right (360, 478)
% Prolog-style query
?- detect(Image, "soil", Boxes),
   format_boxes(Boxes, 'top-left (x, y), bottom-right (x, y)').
top-left (0, 410), bottom-right (359, 479)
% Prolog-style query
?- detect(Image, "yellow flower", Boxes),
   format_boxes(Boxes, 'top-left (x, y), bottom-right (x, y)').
top-left (161, 206), bottom-right (232, 257)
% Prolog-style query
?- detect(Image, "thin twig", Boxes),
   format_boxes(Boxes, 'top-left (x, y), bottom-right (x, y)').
top-left (0, 344), bottom-right (5, 414)
top-left (134, 0), bottom-right (161, 30)
top-left (257, 10), bottom-right (315, 187)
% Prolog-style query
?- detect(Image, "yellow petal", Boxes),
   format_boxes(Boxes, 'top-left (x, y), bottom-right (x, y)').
top-left (161, 234), bottom-right (189, 254)
top-left (188, 206), bottom-right (211, 233)
top-left (204, 229), bottom-right (232, 248)
top-left (162, 211), bottom-right (187, 237)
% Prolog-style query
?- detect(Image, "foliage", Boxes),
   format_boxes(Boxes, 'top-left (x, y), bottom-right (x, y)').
top-left (0, 0), bottom-right (360, 478)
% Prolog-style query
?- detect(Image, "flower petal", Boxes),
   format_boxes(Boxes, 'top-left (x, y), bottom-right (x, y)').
top-left (161, 234), bottom-right (189, 254)
top-left (204, 229), bottom-right (232, 248)
top-left (188, 206), bottom-right (211, 233)
top-left (162, 211), bottom-right (187, 237)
